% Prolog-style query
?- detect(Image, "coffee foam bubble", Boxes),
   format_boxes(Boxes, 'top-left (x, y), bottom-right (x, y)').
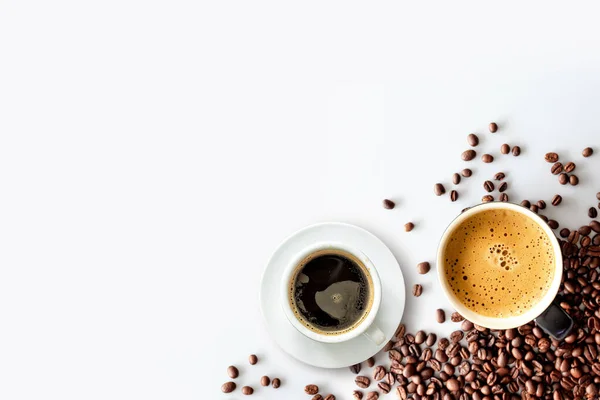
top-left (443, 209), bottom-right (555, 318)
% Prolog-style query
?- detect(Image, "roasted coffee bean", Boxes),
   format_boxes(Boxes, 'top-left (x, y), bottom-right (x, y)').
top-left (462, 150), bottom-right (477, 161)
top-left (365, 392), bottom-right (378, 400)
top-left (305, 385), bottom-right (319, 395)
top-left (378, 382), bottom-right (391, 394)
top-left (434, 183), bottom-right (446, 196)
top-left (355, 376), bottom-right (370, 389)
top-left (446, 378), bottom-right (460, 391)
top-left (272, 378), bottom-right (281, 388)
top-left (261, 376), bottom-right (270, 386)
top-left (373, 366), bottom-right (386, 381)
top-left (227, 366), bottom-right (239, 379)
top-left (366, 357), bottom-right (375, 368)
top-left (482, 195), bottom-right (494, 203)
top-left (512, 146), bottom-right (521, 156)
top-left (450, 190), bottom-right (458, 202)
top-left (551, 162), bottom-right (563, 175)
top-left (489, 122), bottom-right (498, 133)
top-left (436, 309), bottom-right (446, 323)
top-left (559, 173), bottom-right (569, 185)
top-left (384, 372), bottom-right (395, 386)
top-left (388, 349), bottom-right (402, 361)
top-left (462, 168), bottom-right (473, 177)
top-left (548, 219), bottom-right (559, 229)
top-left (484, 180), bottom-right (494, 192)
top-left (311, 395), bottom-right (323, 400)
top-left (482, 154), bottom-right (494, 163)
top-left (451, 312), bottom-right (464, 322)
top-left (403, 364), bottom-right (416, 378)
top-left (499, 193), bottom-right (508, 202)
top-left (383, 199), bottom-right (395, 209)
top-left (222, 382), bottom-right (236, 393)
top-left (552, 194), bottom-right (562, 206)
top-left (394, 323), bottom-right (406, 339)
top-left (530, 204), bottom-right (538, 213)
top-left (383, 340), bottom-right (394, 352)
top-left (520, 199), bottom-right (531, 208)
top-left (417, 262), bottom-right (430, 274)
top-left (324, 395), bottom-right (335, 400)
top-left (414, 330), bottom-right (426, 345)
top-left (242, 386), bottom-right (253, 395)
top-left (450, 330), bottom-right (464, 343)
top-left (426, 333), bottom-right (436, 347)
top-left (404, 222), bottom-right (415, 232)
top-left (248, 354), bottom-right (258, 365)
top-left (583, 147), bottom-right (594, 157)
top-left (589, 208), bottom-right (598, 218)
top-left (500, 143), bottom-right (510, 154)
top-left (570, 175), bottom-right (579, 185)
top-left (412, 284), bottom-right (423, 297)
top-left (395, 386), bottom-right (407, 400)
top-left (350, 363), bottom-right (362, 374)
top-left (591, 220), bottom-right (600, 232)
top-left (497, 182), bottom-right (507, 192)
top-left (545, 152), bottom-right (559, 163)
top-left (493, 172), bottom-right (506, 182)
top-left (467, 134), bottom-right (479, 147)
top-left (564, 161), bottom-right (576, 173)
top-left (461, 320), bottom-right (474, 331)
top-left (353, 390), bottom-right (363, 400)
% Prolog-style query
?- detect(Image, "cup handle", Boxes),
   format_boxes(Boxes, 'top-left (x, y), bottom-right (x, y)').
top-left (534, 301), bottom-right (574, 340)
top-left (363, 324), bottom-right (386, 345)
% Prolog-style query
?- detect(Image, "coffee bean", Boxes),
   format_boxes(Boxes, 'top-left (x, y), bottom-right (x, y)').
top-left (512, 146), bottom-right (521, 156)
top-left (498, 144), bottom-right (510, 156)
top-left (248, 354), bottom-right (258, 365)
top-left (395, 386), bottom-right (407, 400)
top-left (591, 220), bottom-right (600, 233)
top-left (382, 340), bottom-right (393, 352)
top-left (384, 372), bottom-right (395, 386)
top-left (483, 180), bottom-right (494, 192)
top-left (449, 173), bottom-right (461, 186)
top-left (373, 366), bottom-right (386, 381)
top-left (227, 366), bottom-right (239, 379)
top-left (451, 312), bottom-right (464, 322)
top-left (590, 208), bottom-right (598, 218)
top-left (305, 385), bottom-right (319, 394)
top-left (436, 309), bottom-right (446, 323)
top-left (498, 182), bottom-right (507, 192)
top-left (426, 333), bottom-right (436, 347)
top-left (350, 363), bottom-right (361, 374)
top-left (434, 183), bottom-right (446, 196)
top-left (462, 168), bottom-right (473, 177)
top-left (537, 200), bottom-right (546, 210)
top-left (564, 161), bottom-right (576, 173)
top-left (311, 395), bottom-right (323, 400)
top-left (272, 378), bottom-right (281, 388)
top-left (462, 150), bottom-right (477, 161)
top-left (365, 392), bottom-right (378, 400)
top-left (353, 390), bottom-right (363, 400)
top-left (558, 173), bottom-right (568, 185)
top-left (548, 219), bottom-right (559, 229)
top-left (404, 222), bottom-right (414, 232)
top-left (530, 204), bottom-right (538, 213)
top-left (417, 262), bottom-right (430, 274)
top-left (560, 228), bottom-right (570, 237)
top-left (378, 382), bottom-right (391, 394)
top-left (222, 382), bottom-right (236, 393)
top-left (355, 376), bottom-right (370, 389)
top-left (467, 134), bottom-right (479, 147)
top-left (551, 162), bottom-right (563, 175)
top-left (552, 194), bottom-right (562, 206)
top-left (520, 199), bottom-right (531, 208)
top-left (499, 193), bottom-right (508, 202)
top-left (489, 122), bottom-right (498, 133)
top-left (260, 376), bottom-right (270, 386)
top-left (450, 190), bottom-right (458, 202)
top-left (412, 284), bottom-right (423, 297)
top-left (482, 195), bottom-right (494, 203)
top-left (482, 154), bottom-right (494, 163)
top-left (383, 199), bottom-right (395, 209)
top-left (570, 175), bottom-right (579, 185)
top-left (242, 386), bottom-right (253, 395)
top-left (450, 330), bottom-right (464, 343)
top-left (366, 357), bottom-right (375, 368)
top-left (446, 378), bottom-right (460, 391)
top-left (583, 147), bottom-right (594, 157)
top-left (461, 320), bottom-right (474, 331)
top-left (545, 152), bottom-right (559, 163)
top-left (324, 395), bottom-right (335, 400)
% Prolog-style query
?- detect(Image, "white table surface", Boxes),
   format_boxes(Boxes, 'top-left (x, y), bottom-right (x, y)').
top-left (2, 2), bottom-right (600, 399)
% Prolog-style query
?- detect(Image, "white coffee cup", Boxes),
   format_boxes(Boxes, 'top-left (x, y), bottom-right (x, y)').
top-left (281, 242), bottom-right (385, 345)
top-left (437, 202), bottom-right (572, 338)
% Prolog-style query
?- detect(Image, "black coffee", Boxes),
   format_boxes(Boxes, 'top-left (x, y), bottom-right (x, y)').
top-left (289, 249), bottom-right (372, 335)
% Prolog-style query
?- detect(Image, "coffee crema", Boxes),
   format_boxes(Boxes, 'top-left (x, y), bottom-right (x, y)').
top-left (289, 249), bottom-right (373, 335)
top-left (442, 208), bottom-right (555, 318)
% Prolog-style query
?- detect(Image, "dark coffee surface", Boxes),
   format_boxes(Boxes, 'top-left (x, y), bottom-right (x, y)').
top-left (292, 252), bottom-right (370, 333)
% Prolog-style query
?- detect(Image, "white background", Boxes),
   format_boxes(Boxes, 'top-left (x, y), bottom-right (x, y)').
top-left (2, 2), bottom-right (600, 399)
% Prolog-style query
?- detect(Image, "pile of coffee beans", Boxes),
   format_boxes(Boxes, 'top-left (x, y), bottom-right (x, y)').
top-left (221, 354), bottom-right (282, 395)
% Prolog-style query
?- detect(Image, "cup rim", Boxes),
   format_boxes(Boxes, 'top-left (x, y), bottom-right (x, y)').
top-left (436, 202), bottom-right (563, 330)
top-left (280, 241), bottom-right (382, 343)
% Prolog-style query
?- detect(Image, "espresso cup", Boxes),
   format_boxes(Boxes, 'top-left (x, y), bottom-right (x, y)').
top-left (281, 242), bottom-right (385, 345)
top-left (437, 202), bottom-right (573, 339)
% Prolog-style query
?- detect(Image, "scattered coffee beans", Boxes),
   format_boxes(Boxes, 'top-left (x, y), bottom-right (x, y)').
top-left (498, 181), bottom-right (508, 192)
top-left (559, 173), bottom-right (569, 185)
top-left (512, 145), bottom-right (521, 156)
top-left (261, 376), bottom-right (270, 386)
top-left (537, 200), bottom-right (546, 209)
top-left (494, 172), bottom-right (505, 181)
top-left (377, 382), bottom-right (391, 394)
top-left (227, 366), bottom-right (239, 379)
top-left (450, 312), bottom-right (464, 322)
top-left (350, 363), bottom-right (361, 374)
top-left (488, 122), bottom-right (498, 133)
top-left (324, 395), bottom-right (335, 400)
top-left (590, 207), bottom-right (598, 218)
top-left (520, 200), bottom-right (531, 207)
top-left (461, 168), bottom-right (472, 177)
top-left (467, 134), bottom-right (479, 147)
top-left (552, 194), bottom-right (562, 206)
top-left (365, 392), bottom-right (378, 400)
top-left (272, 378), bottom-right (281, 388)
top-left (222, 382), bottom-right (236, 393)
top-left (548, 219), bottom-right (559, 229)
top-left (404, 222), bottom-right (414, 232)
top-left (352, 390), bottom-right (363, 400)
top-left (545, 152), bottom-right (559, 162)
top-left (436, 309), bottom-right (445, 323)
top-left (452, 173), bottom-right (461, 185)
top-left (373, 366), bottom-right (385, 380)
top-left (500, 143), bottom-right (510, 154)
top-left (450, 190), bottom-right (458, 202)
top-left (382, 199), bottom-right (395, 209)
top-left (483, 180), bottom-right (494, 192)
top-left (482, 195), bottom-right (493, 203)
top-left (305, 384), bottom-right (319, 395)
top-left (412, 284), bottom-right (423, 297)
top-left (570, 175), bottom-right (579, 185)
top-left (417, 262), bottom-right (430, 274)
top-left (248, 354), bottom-right (258, 365)
top-left (311, 395), bottom-right (323, 400)
top-left (434, 183), bottom-right (445, 196)
top-left (355, 376), bottom-right (370, 389)
top-left (366, 357), bottom-right (375, 368)
top-left (242, 386), bottom-right (253, 395)
top-left (481, 154), bottom-right (494, 163)
top-left (583, 147), bottom-right (593, 157)
top-left (564, 161), bottom-right (576, 173)
top-left (461, 150), bottom-right (476, 161)
top-left (551, 162), bottom-right (563, 175)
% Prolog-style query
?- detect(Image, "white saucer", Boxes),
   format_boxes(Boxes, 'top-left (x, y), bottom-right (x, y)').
top-left (259, 222), bottom-right (406, 368)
